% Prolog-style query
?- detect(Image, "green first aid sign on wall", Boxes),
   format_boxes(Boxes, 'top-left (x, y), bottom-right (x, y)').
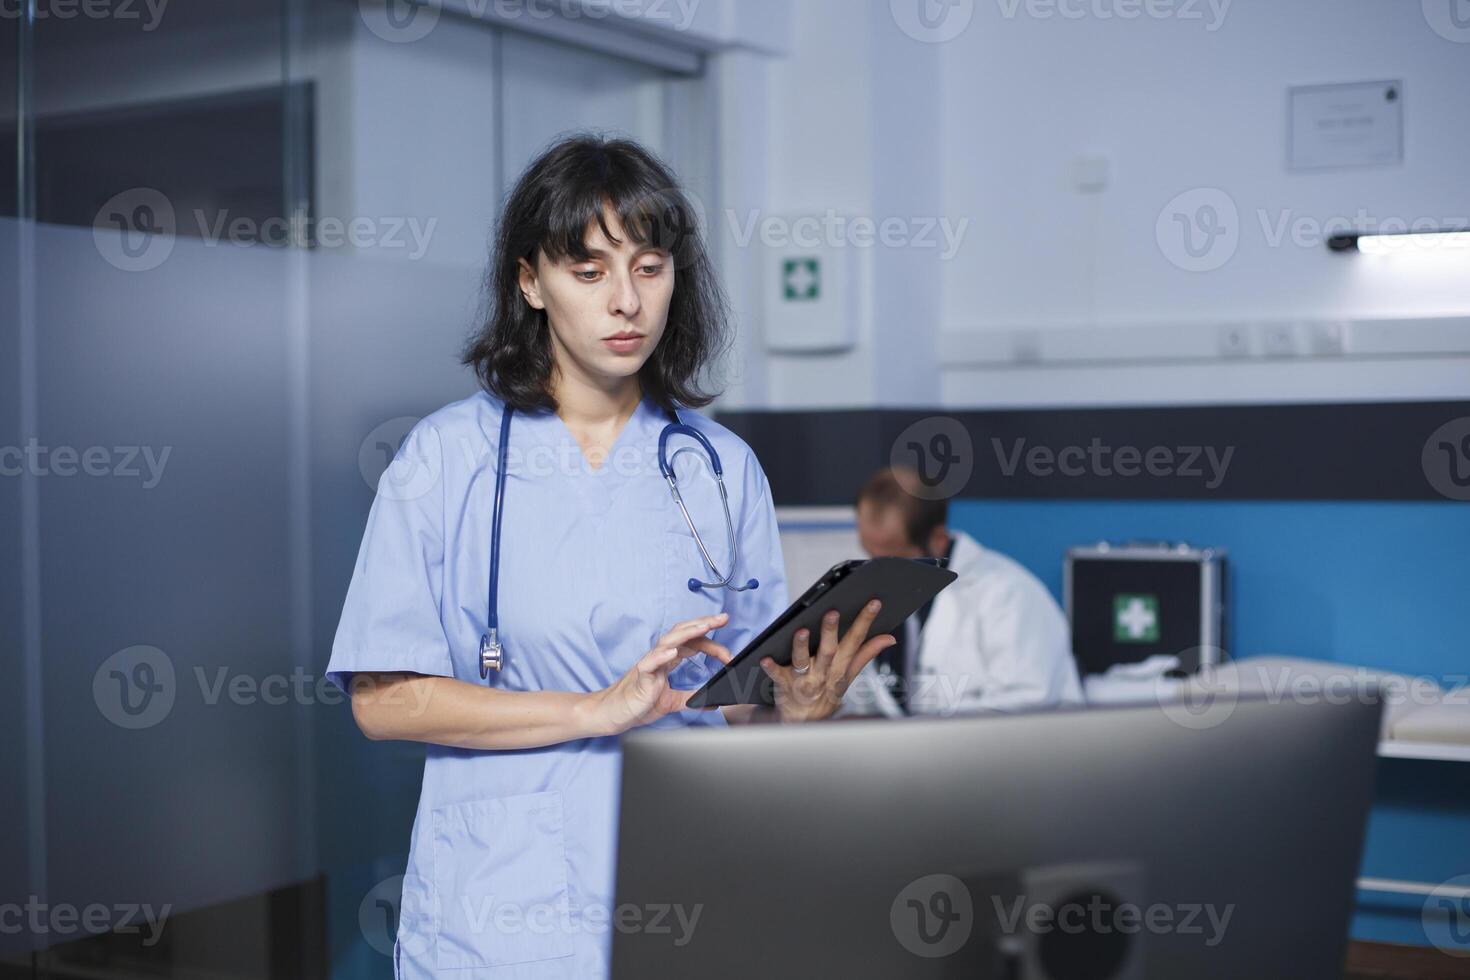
top-left (763, 243), bottom-right (852, 352)
top-left (1114, 594), bottom-right (1160, 643)
top-left (782, 257), bottom-right (820, 301)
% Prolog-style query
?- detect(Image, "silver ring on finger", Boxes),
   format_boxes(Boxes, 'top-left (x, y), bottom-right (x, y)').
top-left (793, 662), bottom-right (811, 675)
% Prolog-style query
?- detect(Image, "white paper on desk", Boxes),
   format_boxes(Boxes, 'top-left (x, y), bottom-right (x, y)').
top-left (1083, 655), bottom-right (1183, 705)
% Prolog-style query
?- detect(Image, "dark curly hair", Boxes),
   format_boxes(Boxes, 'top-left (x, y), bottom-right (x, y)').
top-left (462, 133), bottom-right (731, 414)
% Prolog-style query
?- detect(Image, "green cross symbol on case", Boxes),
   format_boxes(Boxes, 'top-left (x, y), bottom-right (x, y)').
top-left (1114, 594), bottom-right (1160, 643)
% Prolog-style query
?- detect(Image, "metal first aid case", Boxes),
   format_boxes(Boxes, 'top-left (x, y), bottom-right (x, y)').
top-left (1064, 541), bottom-right (1228, 677)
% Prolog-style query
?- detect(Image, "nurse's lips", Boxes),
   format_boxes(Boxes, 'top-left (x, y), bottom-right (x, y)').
top-left (602, 332), bottom-right (645, 354)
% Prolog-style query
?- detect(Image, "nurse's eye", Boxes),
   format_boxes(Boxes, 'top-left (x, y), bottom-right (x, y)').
top-left (636, 262), bottom-right (665, 277)
top-left (572, 268), bottom-right (603, 282)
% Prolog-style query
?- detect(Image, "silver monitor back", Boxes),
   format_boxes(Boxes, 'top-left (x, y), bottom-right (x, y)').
top-left (612, 696), bottom-right (1380, 979)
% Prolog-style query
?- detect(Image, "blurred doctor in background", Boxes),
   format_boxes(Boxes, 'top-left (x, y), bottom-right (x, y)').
top-left (841, 467), bottom-right (1084, 718)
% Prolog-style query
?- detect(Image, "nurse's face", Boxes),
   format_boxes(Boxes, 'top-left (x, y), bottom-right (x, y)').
top-left (518, 209), bottom-right (674, 389)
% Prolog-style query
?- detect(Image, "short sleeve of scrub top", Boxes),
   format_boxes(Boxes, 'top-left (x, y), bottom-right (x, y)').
top-left (323, 391), bottom-right (788, 979)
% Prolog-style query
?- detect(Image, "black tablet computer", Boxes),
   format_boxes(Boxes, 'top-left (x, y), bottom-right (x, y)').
top-left (685, 556), bottom-right (958, 708)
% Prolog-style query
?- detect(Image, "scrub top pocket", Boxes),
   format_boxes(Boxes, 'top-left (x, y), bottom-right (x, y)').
top-left (431, 790), bottom-right (575, 970)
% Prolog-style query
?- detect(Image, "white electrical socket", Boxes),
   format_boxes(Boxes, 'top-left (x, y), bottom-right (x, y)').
top-left (1262, 322), bottom-right (1299, 357)
top-left (1070, 154), bottom-right (1111, 193)
top-left (1217, 323), bottom-right (1252, 358)
top-left (1308, 320), bottom-right (1349, 356)
top-left (1012, 330), bottom-right (1043, 364)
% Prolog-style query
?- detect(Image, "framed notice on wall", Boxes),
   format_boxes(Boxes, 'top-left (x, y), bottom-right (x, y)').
top-left (1288, 80), bottom-right (1403, 171)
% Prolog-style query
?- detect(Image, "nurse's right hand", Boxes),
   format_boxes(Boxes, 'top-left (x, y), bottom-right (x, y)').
top-left (588, 612), bottom-right (732, 735)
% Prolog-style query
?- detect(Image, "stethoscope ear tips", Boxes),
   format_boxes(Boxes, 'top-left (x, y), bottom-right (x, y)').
top-left (687, 578), bottom-right (702, 592)
top-left (745, 578), bottom-right (759, 590)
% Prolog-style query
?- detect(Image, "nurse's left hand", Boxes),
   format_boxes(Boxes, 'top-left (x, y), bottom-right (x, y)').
top-left (758, 599), bottom-right (896, 723)
top-left (589, 613), bottom-right (736, 735)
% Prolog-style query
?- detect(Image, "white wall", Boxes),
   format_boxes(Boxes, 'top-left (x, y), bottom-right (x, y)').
top-left (941, 0), bottom-right (1469, 327)
top-left (23, 0), bottom-right (1468, 411)
top-left (332, 12), bottom-right (503, 270)
top-left (763, 0), bottom-right (880, 407)
top-left (713, 0), bottom-right (1470, 411)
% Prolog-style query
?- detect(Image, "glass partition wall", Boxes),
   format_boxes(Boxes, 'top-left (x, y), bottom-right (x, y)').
top-left (2, 2), bottom-right (711, 975)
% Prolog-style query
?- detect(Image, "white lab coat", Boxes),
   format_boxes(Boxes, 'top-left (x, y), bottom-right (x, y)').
top-left (841, 530), bottom-right (1083, 717)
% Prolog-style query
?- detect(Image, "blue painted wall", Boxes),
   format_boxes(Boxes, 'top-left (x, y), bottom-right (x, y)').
top-left (950, 498), bottom-right (1470, 947)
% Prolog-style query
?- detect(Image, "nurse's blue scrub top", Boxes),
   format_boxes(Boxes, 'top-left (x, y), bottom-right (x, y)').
top-left (326, 389), bottom-right (788, 978)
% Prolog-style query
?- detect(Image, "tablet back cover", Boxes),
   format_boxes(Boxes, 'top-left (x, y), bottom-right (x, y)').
top-left (686, 557), bottom-right (957, 708)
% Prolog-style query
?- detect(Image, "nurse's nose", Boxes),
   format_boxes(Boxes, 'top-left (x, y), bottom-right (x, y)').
top-left (607, 267), bottom-right (642, 320)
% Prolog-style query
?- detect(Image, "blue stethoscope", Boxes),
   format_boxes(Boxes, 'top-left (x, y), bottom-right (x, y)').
top-left (480, 402), bottom-right (759, 678)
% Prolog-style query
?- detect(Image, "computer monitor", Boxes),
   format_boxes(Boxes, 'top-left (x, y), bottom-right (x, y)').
top-left (612, 696), bottom-right (1381, 979)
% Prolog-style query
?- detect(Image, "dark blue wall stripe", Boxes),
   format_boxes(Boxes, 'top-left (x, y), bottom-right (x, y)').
top-left (717, 401), bottom-right (1470, 502)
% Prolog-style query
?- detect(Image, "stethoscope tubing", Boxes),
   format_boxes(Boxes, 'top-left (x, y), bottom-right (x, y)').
top-left (481, 402), bottom-right (755, 679)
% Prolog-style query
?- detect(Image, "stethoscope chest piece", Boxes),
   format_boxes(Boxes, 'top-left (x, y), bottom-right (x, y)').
top-left (480, 629), bottom-right (504, 677)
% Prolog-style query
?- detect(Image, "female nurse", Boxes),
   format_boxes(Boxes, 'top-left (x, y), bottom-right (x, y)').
top-left (325, 135), bottom-right (897, 978)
